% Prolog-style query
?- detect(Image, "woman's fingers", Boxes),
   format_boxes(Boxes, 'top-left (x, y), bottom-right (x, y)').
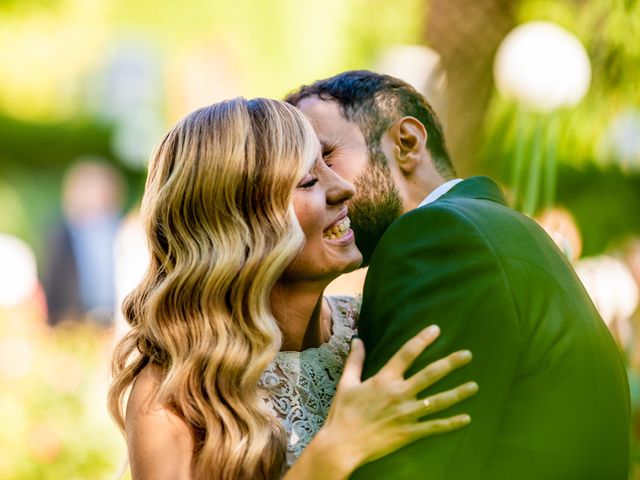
top-left (403, 381), bottom-right (478, 420)
top-left (406, 414), bottom-right (472, 439)
top-left (377, 325), bottom-right (440, 378)
top-left (325, 334), bottom-right (476, 469)
top-left (404, 349), bottom-right (472, 396)
top-left (339, 337), bottom-right (365, 388)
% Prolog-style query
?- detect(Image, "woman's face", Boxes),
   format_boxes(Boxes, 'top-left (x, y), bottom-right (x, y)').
top-left (283, 142), bottom-right (363, 283)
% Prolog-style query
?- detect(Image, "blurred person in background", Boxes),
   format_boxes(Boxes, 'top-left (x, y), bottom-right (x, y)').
top-left (536, 207), bottom-right (583, 263)
top-left (286, 70), bottom-right (630, 480)
top-left (575, 255), bottom-right (638, 351)
top-left (42, 158), bottom-right (125, 327)
top-left (109, 98), bottom-right (478, 479)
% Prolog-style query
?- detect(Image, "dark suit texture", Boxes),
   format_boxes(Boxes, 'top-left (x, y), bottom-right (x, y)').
top-left (43, 222), bottom-right (82, 326)
top-left (351, 177), bottom-right (630, 480)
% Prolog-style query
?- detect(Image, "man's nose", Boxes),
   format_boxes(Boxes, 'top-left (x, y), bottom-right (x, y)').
top-left (326, 169), bottom-right (356, 205)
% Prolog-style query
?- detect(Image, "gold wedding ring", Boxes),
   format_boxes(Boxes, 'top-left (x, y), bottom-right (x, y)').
top-left (423, 397), bottom-right (433, 413)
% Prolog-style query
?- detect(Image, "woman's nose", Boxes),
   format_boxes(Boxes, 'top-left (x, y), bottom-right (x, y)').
top-left (326, 168), bottom-right (356, 205)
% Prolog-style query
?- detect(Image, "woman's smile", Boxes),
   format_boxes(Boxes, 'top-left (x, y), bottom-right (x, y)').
top-left (284, 146), bottom-right (362, 283)
top-left (322, 217), bottom-right (354, 243)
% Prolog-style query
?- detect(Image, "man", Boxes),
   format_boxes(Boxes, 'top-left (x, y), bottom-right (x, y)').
top-left (286, 71), bottom-right (630, 479)
top-left (43, 159), bottom-right (123, 326)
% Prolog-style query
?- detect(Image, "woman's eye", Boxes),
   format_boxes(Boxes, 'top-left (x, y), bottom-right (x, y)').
top-left (298, 177), bottom-right (319, 189)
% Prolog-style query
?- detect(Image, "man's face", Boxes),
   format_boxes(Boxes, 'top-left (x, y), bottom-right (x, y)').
top-left (296, 96), bottom-right (403, 265)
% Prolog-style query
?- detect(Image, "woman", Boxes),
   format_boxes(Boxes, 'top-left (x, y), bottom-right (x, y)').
top-left (108, 98), bottom-right (477, 479)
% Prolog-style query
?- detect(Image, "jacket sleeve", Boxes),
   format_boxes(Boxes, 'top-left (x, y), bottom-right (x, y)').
top-left (351, 203), bottom-right (521, 480)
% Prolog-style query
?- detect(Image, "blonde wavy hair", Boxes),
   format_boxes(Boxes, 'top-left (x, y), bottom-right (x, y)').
top-left (108, 98), bottom-right (317, 479)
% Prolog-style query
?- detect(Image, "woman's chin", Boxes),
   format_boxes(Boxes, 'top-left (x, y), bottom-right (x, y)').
top-left (344, 255), bottom-right (364, 274)
top-left (334, 252), bottom-right (364, 277)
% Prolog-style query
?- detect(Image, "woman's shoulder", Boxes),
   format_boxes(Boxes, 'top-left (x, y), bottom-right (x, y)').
top-left (326, 295), bottom-right (361, 324)
top-left (126, 364), bottom-right (194, 479)
top-left (325, 294), bottom-right (362, 315)
top-left (325, 295), bottom-right (361, 341)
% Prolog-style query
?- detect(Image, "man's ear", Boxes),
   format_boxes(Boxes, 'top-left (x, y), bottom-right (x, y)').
top-left (386, 117), bottom-right (428, 175)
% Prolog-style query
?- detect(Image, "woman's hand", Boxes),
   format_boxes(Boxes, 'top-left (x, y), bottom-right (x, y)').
top-left (319, 325), bottom-right (476, 475)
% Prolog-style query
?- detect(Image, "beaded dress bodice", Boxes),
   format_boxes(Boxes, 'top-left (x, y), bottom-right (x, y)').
top-left (258, 295), bottom-right (359, 468)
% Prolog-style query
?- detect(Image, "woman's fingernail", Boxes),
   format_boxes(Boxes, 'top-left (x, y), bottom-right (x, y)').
top-left (460, 414), bottom-right (471, 424)
top-left (350, 334), bottom-right (359, 343)
top-left (458, 350), bottom-right (472, 361)
top-left (424, 324), bottom-right (440, 336)
top-left (465, 382), bottom-right (479, 393)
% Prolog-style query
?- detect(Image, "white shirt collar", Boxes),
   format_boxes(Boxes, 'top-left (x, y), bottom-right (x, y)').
top-left (417, 178), bottom-right (463, 208)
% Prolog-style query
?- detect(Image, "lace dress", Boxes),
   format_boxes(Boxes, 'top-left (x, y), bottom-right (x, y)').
top-left (258, 295), bottom-right (360, 468)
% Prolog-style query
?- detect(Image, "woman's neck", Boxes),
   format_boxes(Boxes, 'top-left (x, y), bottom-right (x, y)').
top-left (271, 280), bottom-right (333, 352)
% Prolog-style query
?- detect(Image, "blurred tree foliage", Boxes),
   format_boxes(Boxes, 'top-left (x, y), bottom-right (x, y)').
top-left (425, 0), bottom-right (520, 177)
top-left (0, 116), bottom-right (112, 169)
top-left (477, 0), bottom-right (640, 255)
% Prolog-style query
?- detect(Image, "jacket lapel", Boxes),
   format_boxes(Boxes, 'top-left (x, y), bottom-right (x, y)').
top-left (438, 176), bottom-right (508, 206)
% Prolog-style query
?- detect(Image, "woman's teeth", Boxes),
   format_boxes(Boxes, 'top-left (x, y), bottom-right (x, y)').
top-left (323, 217), bottom-right (351, 240)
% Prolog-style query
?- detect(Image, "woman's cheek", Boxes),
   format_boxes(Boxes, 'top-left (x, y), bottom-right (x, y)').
top-left (293, 193), bottom-right (324, 240)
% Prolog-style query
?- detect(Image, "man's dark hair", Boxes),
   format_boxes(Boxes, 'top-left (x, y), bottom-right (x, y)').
top-left (285, 70), bottom-right (455, 178)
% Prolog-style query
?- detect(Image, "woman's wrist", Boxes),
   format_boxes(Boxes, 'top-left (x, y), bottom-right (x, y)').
top-left (284, 426), bottom-right (361, 480)
top-left (309, 426), bottom-right (362, 478)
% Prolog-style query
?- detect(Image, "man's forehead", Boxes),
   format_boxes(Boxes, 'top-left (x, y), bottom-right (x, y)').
top-left (297, 96), bottom-right (359, 145)
top-left (297, 96), bottom-right (347, 126)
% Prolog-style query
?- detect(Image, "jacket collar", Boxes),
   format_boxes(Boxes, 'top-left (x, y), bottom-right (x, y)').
top-left (437, 176), bottom-right (508, 206)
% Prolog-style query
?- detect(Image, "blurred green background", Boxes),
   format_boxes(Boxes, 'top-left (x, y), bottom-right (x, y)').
top-left (1, 0), bottom-right (639, 478)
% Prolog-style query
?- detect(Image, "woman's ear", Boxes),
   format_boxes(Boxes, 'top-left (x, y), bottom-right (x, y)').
top-left (386, 117), bottom-right (428, 175)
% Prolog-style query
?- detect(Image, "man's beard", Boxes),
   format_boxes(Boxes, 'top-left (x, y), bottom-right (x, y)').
top-left (349, 148), bottom-right (403, 266)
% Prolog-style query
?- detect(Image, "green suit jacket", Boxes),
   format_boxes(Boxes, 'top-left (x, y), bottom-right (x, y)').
top-left (351, 177), bottom-right (630, 480)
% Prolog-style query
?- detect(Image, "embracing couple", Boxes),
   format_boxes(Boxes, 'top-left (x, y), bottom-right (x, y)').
top-left (108, 71), bottom-right (630, 479)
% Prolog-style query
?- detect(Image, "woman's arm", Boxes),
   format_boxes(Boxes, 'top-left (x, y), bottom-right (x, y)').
top-left (285, 326), bottom-right (476, 480)
top-left (125, 365), bottom-right (194, 480)
top-left (125, 328), bottom-right (474, 480)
